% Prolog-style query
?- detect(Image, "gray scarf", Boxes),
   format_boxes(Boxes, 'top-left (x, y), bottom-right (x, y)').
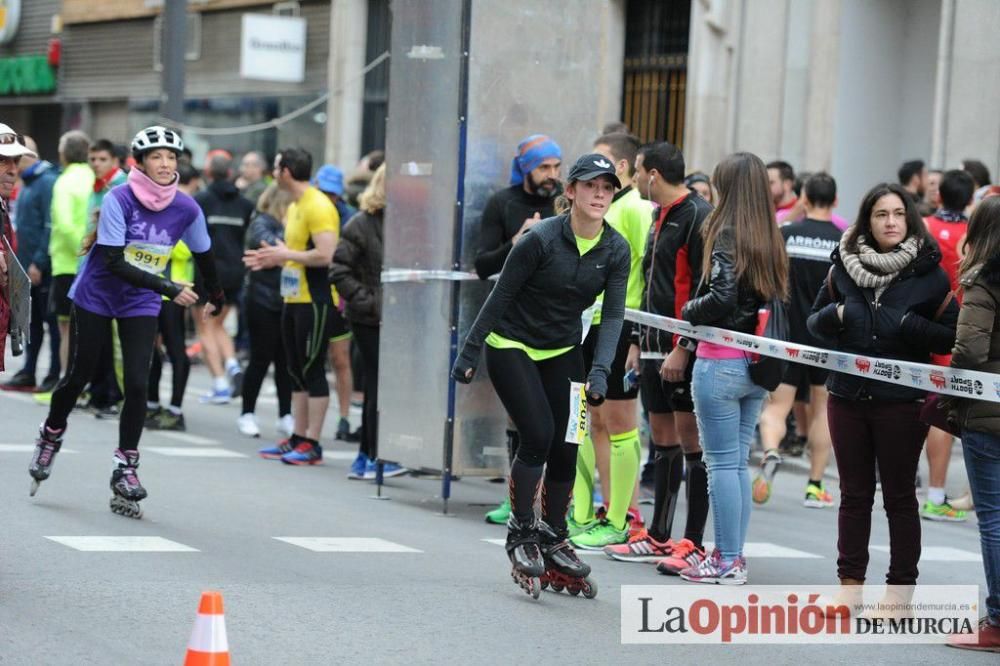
top-left (839, 234), bottom-right (921, 290)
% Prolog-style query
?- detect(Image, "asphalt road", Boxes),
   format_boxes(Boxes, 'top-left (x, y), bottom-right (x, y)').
top-left (0, 352), bottom-right (994, 665)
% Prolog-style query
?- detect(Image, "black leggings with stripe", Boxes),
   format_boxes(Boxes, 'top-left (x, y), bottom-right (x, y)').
top-left (282, 303), bottom-right (331, 397)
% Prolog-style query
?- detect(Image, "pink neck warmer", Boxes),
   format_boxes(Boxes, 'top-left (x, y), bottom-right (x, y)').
top-left (128, 167), bottom-right (178, 211)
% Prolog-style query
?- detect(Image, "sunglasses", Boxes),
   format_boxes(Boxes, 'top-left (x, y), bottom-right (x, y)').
top-left (0, 133), bottom-right (26, 146)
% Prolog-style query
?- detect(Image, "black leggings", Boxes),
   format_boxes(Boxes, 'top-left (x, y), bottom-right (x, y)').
top-left (486, 345), bottom-right (584, 528)
top-left (148, 300), bottom-right (190, 409)
top-left (242, 305), bottom-right (292, 416)
top-left (48, 305), bottom-right (157, 450)
top-left (353, 323), bottom-right (379, 459)
top-left (282, 303), bottom-right (331, 398)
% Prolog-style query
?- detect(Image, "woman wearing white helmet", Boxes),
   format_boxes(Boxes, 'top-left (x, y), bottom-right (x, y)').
top-left (26, 126), bottom-right (225, 518)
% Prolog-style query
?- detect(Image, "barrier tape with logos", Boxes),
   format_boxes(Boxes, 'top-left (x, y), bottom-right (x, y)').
top-left (381, 268), bottom-right (1000, 404)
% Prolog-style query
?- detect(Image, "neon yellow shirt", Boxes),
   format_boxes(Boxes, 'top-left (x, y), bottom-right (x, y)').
top-left (281, 187), bottom-right (339, 304)
top-left (162, 240), bottom-right (194, 301)
top-left (590, 187), bottom-right (653, 324)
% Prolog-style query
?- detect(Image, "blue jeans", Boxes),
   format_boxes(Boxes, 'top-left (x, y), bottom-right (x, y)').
top-left (962, 428), bottom-right (1000, 624)
top-left (692, 358), bottom-right (767, 561)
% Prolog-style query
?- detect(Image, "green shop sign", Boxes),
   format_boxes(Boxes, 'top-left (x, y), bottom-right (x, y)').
top-left (0, 55), bottom-right (56, 95)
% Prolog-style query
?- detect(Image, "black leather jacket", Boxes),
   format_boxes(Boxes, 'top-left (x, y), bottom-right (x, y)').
top-left (330, 210), bottom-right (383, 327)
top-left (681, 231), bottom-right (761, 333)
top-left (807, 242), bottom-right (958, 402)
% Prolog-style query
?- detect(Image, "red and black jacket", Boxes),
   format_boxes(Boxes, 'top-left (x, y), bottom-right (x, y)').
top-left (638, 191), bottom-right (713, 354)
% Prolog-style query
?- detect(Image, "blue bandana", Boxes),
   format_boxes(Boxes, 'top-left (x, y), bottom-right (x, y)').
top-left (509, 134), bottom-right (562, 187)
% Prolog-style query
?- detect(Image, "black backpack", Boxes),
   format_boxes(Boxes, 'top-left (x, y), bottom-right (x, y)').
top-left (746, 298), bottom-right (789, 391)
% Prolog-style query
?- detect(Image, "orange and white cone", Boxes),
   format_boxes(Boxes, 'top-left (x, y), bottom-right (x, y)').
top-left (184, 591), bottom-right (230, 666)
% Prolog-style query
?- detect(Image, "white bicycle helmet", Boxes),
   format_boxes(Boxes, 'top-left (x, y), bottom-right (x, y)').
top-left (131, 125), bottom-right (184, 158)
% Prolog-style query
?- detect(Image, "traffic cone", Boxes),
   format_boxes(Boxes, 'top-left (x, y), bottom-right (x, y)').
top-left (184, 591), bottom-right (230, 666)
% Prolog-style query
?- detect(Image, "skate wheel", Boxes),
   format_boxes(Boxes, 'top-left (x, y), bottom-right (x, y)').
top-left (583, 577), bottom-right (598, 599)
top-left (29, 479), bottom-right (40, 497)
top-left (551, 583), bottom-right (564, 592)
top-left (569, 587), bottom-right (580, 596)
top-left (529, 577), bottom-right (540, 599)
top-left (540, 580), bottom-right (549, 590)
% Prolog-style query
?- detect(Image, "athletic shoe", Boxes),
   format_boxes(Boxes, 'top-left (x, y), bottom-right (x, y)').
top-left (1, 371), bottom-right (36, 392)
top-left (369, 460), bottom-right (408, 479)
top-left (259, 438), bottom-right (295, 460)
top-left (228, 366), bottom-right (244, 398)
top-left (144, 407), bottom-right (162, 429)
top-left (804, 483), bottom-right (835, 508)
top-left (920, 500), bottom-right (968, 522)
top-left (38, 374), bottom-right (60, 393)
top-left (570, 519), bottom-right (629, 550)
top-left (485, 498), bottom-right (512, 524)
top-left (655, 538), bottom-right (707, 575)
top-left (281, 441), bottom-right (323, 466)
top-left (276, 414), bottom-right (295, 438)
top-left (237, 413), bottom-right (261, 438)
top-left (567, 513), bottom-right (601, 538)
top-left (603, 528), bottom-right (675, 563)
top-left (752, 449), bottom-right (782, 504)
top-left (199, 387), bottom-right (231, 405)
top-left (33, 391), bottom-right (53, 405)
top-left (947, 617), bottom-right (1000, 653)
top-left (347, 452), bottom-right (371, 479)
top-left (626, 508), bottom-right (646, 540)
top-left (679, 549), bottom-right (746, 585)
top-left (154, 411), bottom-right (186, 431)
top-left (92, 403), bottom-right (121, 420)
top-left (335, 417), bottom-right (352, 441)
top-left (779, 433), bottom-right (806, 457)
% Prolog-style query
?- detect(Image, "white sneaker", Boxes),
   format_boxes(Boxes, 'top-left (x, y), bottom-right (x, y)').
top-left (276, 414), bottom-right (294, 438)
top-left (237, 413), bottom-right (260, 438)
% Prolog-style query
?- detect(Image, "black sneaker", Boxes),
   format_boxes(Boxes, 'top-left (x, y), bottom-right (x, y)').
top-left (335, 417), bottom-right (351, 441)
top-left (1, 371), bottom-right (36, 392)
top-left (229, 367), bottom-right (244, 398)
top-left (144, 407), bottom-right (163, 429)
top-left (155, 411), bottom-right (186, 431)
top-left (38, 374), bottom-right (60, 393)
top-left (93, 403), bottom-right (121, 420)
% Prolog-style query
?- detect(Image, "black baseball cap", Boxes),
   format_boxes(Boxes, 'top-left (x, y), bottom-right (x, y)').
top-left (568, 153), bottom-right (621, 189)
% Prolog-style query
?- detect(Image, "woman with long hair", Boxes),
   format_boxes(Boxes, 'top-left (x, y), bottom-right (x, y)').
top-left (808, 182), bottom-right (957, 612)
top-left (452, 153), bottom-right (630, 598)
top-left (27, 126), bottom-right (224, 518)
top-left (330, 164), bottom-right (405, 479)
top-left (241, 183), bottom-right (295, 442)
top-left (947, 196), bottom-right (1000, 652)
top-left (678, 152), bottom-right (788, 585)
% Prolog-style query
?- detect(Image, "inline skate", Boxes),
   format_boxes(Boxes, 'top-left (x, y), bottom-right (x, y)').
top-left (110, 449), bottom-right (147, 519)
top-left (538, 520), bottom-right (598, 598)
top-left (506, 514), bottom-right (544, 599)
top-left (28, 424), bottom-right (65, 496)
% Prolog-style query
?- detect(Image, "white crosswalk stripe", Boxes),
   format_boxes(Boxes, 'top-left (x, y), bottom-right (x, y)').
top-left (704, 542), bottom-right (824, 559)
top-left (45, 536), bottom-right (199, 552)
top-left (144, 446), bottom-right (247, 458)
top-left (148, 431), bottom-right (219, 446)
top-left (274, 537), bottom-right (422, 553)
top-left (0, 444), bottom-right (78, 454)
top-left (872, 545), bottom-right (981, 562)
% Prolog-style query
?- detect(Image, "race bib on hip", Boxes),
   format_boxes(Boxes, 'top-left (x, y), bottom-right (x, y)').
top-left (565, 381), bottom-right (589, 445)
top-left (123, 242), bottom-right (171, 275)
top-left (280, 266), bottom-right (302, 298)
top-left (580, 302), bottom-right (599, 343)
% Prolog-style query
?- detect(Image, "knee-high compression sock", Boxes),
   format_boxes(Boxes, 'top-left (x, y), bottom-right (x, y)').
top-left (509, 458), bottom-right (544, 523)
top-left (608, 429), bottom-right (641, 530)
top-left (572, 431), bottom-right (597, 524)
top-left (650, 445), bottom-right (684, 543)
top-left (683, 451), bottom-right (709, 548)
top-left (542, 478), bottom-right (574, 533)
top-left (505, 429), bottom-right (520, 465)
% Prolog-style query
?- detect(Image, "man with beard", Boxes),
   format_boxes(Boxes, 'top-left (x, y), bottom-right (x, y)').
top-left (898, 159), bottom-right (927, 208)
top-left (475, 133), bottom-right (562, 525)
top-left (767, 160), bottom-right (796, 219)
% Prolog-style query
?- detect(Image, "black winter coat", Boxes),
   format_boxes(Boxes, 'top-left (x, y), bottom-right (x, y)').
top-left (244, 212), bottom-right (284, 312)
top-left (807, 241), bottom-right (958, 402)
top-left (681, 231), bottom-right (762, 334)
top-left (194, 180), bottom-right (254, 291)
top-left (330, 210), bottom-right (383, 327)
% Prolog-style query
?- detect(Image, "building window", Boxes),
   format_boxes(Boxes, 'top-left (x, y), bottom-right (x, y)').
top-left (361, 0), bottom-right (390, 156)
top-left (622, 0), bottom-right (690, 147)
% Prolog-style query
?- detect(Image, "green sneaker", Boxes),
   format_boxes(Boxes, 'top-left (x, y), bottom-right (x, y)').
top-left (155, 411), bottom-right (186, 432)
top-left (567, 513), bottom-right (600, 538)
top-left (570, 519), bottom-right (628, 550)
top-left (484, 497), bottom-right (511, 524)
top-left (920, 500), bottom-right (967, 522)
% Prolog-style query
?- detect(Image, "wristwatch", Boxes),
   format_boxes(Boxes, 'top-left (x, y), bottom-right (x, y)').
top-left (677, 336), bottom-right (697, 353)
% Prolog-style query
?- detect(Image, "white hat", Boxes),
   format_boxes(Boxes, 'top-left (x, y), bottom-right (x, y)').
top-left (0, 123), bottom-right (37, 159)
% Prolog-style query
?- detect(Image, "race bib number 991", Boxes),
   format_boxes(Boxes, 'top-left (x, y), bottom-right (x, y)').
top-left (124, 242), bottom-right (171, 274)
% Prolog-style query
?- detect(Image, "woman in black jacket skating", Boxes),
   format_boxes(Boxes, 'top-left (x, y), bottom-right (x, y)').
top-left (808, 182), bottom-right (958, 611)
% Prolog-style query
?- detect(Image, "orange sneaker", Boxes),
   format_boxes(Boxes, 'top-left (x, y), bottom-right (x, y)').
top-left (603, 529), bottom-right (674, 563)
top-left (655, 538), bottom-right (707, 576)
